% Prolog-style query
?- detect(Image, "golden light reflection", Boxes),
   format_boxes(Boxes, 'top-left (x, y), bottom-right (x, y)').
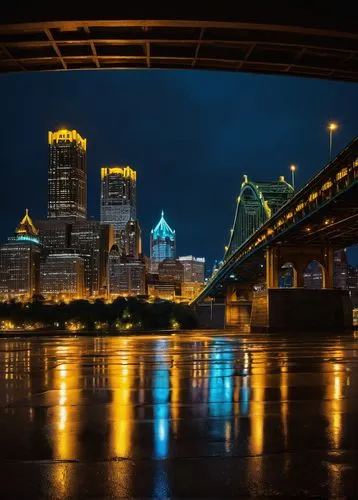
top-left (109, 349), bottom-right (133, 458)
top-left (170, 353), bottom-right (180, 436)
top-left (51, 354), bottom-right (79, 499)
top-left (52, 353), bottom-right (79, 460)
top-left (280, 354), bottom-right (289, 450)
top-left (250, 350), bottom-right (266, 456)
top-left (324, 349), bottom-right (346, 451)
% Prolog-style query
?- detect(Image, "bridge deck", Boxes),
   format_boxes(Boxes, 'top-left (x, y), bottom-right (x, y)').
top-left (193, 137), bottom-right (358, 303)
top-left (0, 17), bottom-right (358, 81)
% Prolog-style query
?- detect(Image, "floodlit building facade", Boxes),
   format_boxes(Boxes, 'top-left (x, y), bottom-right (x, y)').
top-left (40, 252), bottom-right (84, 300)
top-left (178, 256), bottom-right (205, 283)
top-left (48, 129), bottom-right (87, 219)
top-left (108, 245), bottom-right (145, 296)
top-left (150, 211), bottom-right (176, 272)
top-left (0, 210), bottom-right (41, 300)
top-left (100, 166), bottom-right (136, 244)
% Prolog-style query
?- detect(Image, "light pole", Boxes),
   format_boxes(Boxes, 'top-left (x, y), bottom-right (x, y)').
top-left (328, 122), bottom-right (338, 161)
top-left (290, 164), bottom-right (296, 191)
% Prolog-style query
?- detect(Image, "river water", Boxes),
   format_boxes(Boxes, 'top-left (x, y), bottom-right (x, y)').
top-left (0, 330), bottom-right (358, 497)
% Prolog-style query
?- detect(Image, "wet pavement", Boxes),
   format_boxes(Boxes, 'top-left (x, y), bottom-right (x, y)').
top-left (1, 331), bottom-right (358, 498)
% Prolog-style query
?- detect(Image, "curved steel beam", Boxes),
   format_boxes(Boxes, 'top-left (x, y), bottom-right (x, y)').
top-left (0, 19), bottom-right (357, 81)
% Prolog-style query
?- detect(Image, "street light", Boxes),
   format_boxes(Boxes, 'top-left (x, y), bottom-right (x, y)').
top-left (290, 164), bottom-right (296, 191)
top-left (328, 122), bottom-right (338, 161)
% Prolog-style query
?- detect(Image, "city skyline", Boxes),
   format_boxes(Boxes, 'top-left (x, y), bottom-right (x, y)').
top-left (0, 70), bottom-right (357, 266)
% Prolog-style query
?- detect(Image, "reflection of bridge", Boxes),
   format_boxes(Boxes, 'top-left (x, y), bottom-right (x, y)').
top-left (1, 8), bottom-right (358, 81)
top-left (192, 138), bottom-right (358, 332)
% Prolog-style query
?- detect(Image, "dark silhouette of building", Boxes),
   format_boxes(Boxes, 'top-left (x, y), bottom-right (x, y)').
top-left (71, 220), bottom-right (114, 296)
top-left (333, 249), bottom-right (348, 289)
top-left (124, 219), bottom-right (142, 259)
top-left (48, 129), bottom-right (87, 219)
top-left (36, 219), bottom-right (71, 252)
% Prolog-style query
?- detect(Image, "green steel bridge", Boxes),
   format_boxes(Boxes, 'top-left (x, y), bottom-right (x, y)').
top-left (191, 136), bottom-right (358, 306)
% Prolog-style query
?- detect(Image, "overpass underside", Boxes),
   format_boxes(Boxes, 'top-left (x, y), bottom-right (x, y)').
top-left (0, 20), bottom-right (358, 82)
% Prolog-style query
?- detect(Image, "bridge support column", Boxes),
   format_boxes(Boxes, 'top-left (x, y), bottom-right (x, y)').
top-left (225, 285), bottom-right (252, 331)
top-left (266, 247), bottom-right (279, 288)
top-left (251, 288), bottom-right (352, 333)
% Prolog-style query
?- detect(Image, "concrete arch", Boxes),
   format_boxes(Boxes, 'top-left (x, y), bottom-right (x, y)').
top-left (303, 260), bottom-right (326, 289)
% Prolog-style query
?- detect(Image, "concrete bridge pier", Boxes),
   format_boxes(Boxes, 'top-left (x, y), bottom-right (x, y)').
top-left (250, 246), bottom-right (353, 332)
top-left (225, 284), bottom-right (252, 330)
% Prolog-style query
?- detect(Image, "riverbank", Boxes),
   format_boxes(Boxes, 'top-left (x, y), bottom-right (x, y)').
top-left (0, 328), bottom-right (185, 338)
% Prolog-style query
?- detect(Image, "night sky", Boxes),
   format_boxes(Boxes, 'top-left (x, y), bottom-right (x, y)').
top-left (0, 70), bottom-right (357, 268)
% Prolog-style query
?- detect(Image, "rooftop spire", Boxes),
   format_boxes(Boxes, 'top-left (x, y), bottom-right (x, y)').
top-left (15, 209), bottom-right (39, 237)
top-left (152, 211), bottom-right (175, 239)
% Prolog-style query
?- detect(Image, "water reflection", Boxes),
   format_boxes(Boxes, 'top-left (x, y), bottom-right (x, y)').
top-left (153, 340), bottom-right (170, 459)
top-left (0, 333), bottom-right (356, 498)
top-left (110, 343), bottom-right (133, 458)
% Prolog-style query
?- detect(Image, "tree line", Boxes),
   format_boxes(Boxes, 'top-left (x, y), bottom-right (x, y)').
top-left (0, 297), bottom-right (198, 332)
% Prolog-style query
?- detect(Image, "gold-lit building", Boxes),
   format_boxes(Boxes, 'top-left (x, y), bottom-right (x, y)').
top-left (0, 210), bottom-right (41, 300)
top-left (48, 129), bottom-right (87, 219)
top-left (181, 282), bottom-right (204, 300)
top-left (100, 166), bottom-right (136, 244)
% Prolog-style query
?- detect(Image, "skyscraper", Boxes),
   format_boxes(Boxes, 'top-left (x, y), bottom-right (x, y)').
top-left (150, 211), bottom-right (176, 272)
top-left (48, 129), bottom-right (87, 219)
top-left (124, 219), bottom-right (142, 259)
top-left (100, 166), bottom-right (136, 244)
top-left (0, 210), bottom-right (41, 300)
top-left (71, 220), bottom-right (114, 296)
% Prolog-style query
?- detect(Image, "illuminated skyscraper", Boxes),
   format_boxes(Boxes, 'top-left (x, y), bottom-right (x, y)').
top-left (48, 129), bottom-right (87, 219)
top-left (100, 166), bottom-right (136, 244)
top-left (150, 211), bottom-right (176, 272)
top-left (0, 210), bottom-right (41, 300)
